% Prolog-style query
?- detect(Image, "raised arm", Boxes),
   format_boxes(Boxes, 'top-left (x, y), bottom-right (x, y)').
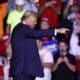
top-left (23, 27), bottom-right (55, 38)
top-left (23, 25), bottom-right (69, 39)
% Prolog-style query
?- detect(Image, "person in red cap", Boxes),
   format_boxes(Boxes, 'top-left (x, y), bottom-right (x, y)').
top-left (39, 17), bottom-right (52, 41)
top-left (37, 0), bottom-right (62, 29)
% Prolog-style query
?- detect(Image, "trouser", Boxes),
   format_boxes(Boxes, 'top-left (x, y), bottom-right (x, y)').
top-left (13, 75), bottom-right (35, 80)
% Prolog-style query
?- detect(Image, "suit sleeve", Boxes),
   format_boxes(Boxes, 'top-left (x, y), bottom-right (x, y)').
top-left (23, 27), bottom-right (55, 38)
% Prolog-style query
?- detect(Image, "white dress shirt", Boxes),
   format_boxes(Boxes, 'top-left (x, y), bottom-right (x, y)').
top-left (70, 33), bottom-right (80, 56)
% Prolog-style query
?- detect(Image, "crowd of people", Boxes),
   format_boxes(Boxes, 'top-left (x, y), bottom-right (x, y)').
top-left (0, 0), bottom-right (80, 80)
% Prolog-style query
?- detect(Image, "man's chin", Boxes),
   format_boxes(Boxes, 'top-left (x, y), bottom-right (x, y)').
top-left (60, 50), bottom-right (65, 53)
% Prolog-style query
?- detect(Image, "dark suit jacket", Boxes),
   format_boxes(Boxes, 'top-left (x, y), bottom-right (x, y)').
top-left (10, 23), bottom-right (54, 77)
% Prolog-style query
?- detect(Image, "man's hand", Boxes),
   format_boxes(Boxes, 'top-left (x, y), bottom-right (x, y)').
top-left (63, 56), bottom-right (76, 72)
top-left (63, 57), bottom-right (69, 63)
top-left (56, 28), bottom-right (69, 34)
top-left (57, 57), bottom-right (63, 65)
top-left (52, 57), bottom-right (63, 71)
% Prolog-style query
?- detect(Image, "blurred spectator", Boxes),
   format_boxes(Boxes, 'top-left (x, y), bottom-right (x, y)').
top-left (2, 34), bottom-right (11, 80)
top-left (37, 0), bottom-right (62, 29)
top-left (0, 34), bottom-right (9, 80)
top-left (72, 14), bottom-right (80, 33)
top-left (61, 0), bottom-right (68, 7)
top-left (35, 40), bottom-right (53, 80)
top-left (40, 18), bottom-right (50, 30)
top-left (70, 15), bottom-right (80, 80)
top-left (40, 17), bottom-right (52, 41)
top-left (52, 40), bottom-right (76, 80)
top-left (7, 0), bottom-right (38, 13)
top-left (3, 56), bottom-right (10, 80)
top-left (6, 0), bottom-right (25, 35)
top-left (0, 56), bottom-right (4, 80)
top-left (59, 0), bottom-right (68, 21)
top-left (7, 0), bottom-right (15, 12)
top-left (59, 18), bottom-right (73, 45)
top-left (63, 0), bottom-right (80, 20)
top-left (0, 38), bottom-right (4, 80)
top-left (0, 38), bottom-right (6, 57)
top-left (57, 18), bottom-right (72, 45)
top-left (24, 0), bottom-right (38, 13)
top-left (0, 1), bottom-right (8, 37)
top-left (60, 0), bottom-right (80, 44)
top-left (61, 0), bottom-right (68, 11)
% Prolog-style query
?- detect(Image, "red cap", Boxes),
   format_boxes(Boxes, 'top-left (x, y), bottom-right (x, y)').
top-left (41, 17), bottom-right (49, 22)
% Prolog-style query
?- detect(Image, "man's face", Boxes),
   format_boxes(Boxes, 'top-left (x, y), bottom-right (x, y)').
top-left (59, 42), bottom-right (68, 53)
top-left (16, 5), bottom-right (24, 11)
top-left (25, 15), bottom-right (37, 29)
top-left (40, 21), bottom-right (49, 30)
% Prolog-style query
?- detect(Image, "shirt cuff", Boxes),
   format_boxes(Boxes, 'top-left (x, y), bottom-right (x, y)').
top-left (55, 29), bottom-right (58, 36)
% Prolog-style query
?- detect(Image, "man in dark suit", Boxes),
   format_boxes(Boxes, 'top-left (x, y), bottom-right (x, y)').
top-left (10, 11), bottom-right (68, 80)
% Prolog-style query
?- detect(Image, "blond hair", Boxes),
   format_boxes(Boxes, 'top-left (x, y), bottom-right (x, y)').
top-left (21, 11), bottom-right (38, 21)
